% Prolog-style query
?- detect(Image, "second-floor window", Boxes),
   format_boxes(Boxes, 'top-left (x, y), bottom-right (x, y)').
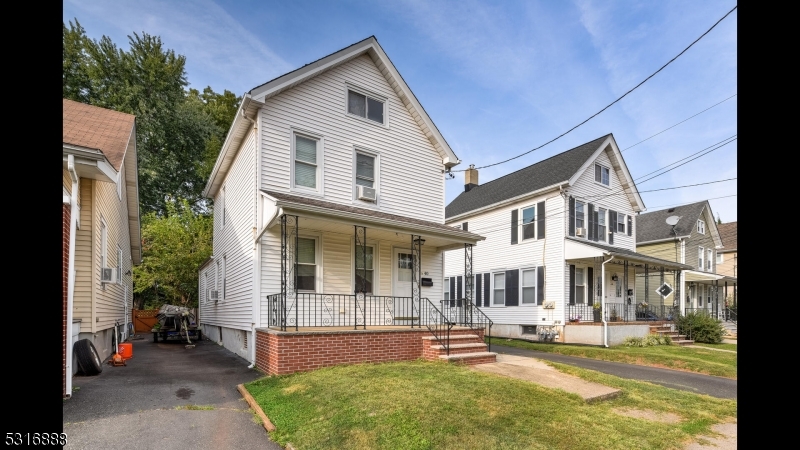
top-left (697, 219), bottom-right (705, 234)
top-left (595, 164), bottom-right (610, 186)
top-left (522, 206), bottom-right (536, 240)
top-left (707, 249), bottom-right (713, 271)
top-left (598, 208), bottom-right (607, 242)
top-left (293, 133), bottom-right (320, 190)
top-left (617, 213), bottom-right (625, 233)
top-left (348, 89), bottom-right (385, 124)
top-left (356, 152), bottom-right (375, 188)
top-left (698, 247), bottom-right (704, 271)
top-left (575, 201), bottom-right (585, 234)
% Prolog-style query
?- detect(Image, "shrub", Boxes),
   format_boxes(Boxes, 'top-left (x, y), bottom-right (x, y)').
top-left (622, 334), bottom-right (673, 347)
top-left (676, 311), bottom-right (725, 343)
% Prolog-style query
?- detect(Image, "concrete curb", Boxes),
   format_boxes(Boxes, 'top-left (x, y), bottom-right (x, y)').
top-left (237, 384), bottom-right (276, 432)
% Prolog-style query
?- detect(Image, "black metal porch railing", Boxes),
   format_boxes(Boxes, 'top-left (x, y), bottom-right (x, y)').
top-left (723, 307), bottom-right (737, 324)
top-left (421, 297), bottom-right (452, 355)
top-left (439, 299), bottom-right (494, 352)
top-left (563, 303), bottom-right (681, 323)
top-left (566, 304), bottom-right (599, 323)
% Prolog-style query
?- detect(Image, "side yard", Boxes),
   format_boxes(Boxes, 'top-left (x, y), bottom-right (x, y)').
top-left (489, 339), bottom-right (737, 379)
top-left (245, 360), bottom-right (737, 450)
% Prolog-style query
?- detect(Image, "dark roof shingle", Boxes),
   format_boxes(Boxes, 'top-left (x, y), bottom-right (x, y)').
top-left (717, 222), bottom-right (737, 251)
top-left (63, 99), bottom-right (135, 171)
top-left (445, 134), bottom-right (610, 219)
top-left (636, 201), bottom-right (708, 243)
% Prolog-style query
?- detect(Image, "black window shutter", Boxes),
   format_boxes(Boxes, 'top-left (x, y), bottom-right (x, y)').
top-left (462, 222), bottom-right (468, 232)
top-left (608, 211), bottom-right (615, 245)
top-left (587, 267), bottom-right (594, 306)
top-left (569, 196), bottom-right (575, 237)
top-left (449, 277), bottom-right (456, 307)
top-left (588, 204), bottom-right (595, 241)
top-left (593, 210), bottom-right (599, 242)
top-left (569, 265), bottom-right (576, 305)
top-left (483, 273), bottom-right (490, 307)
top-left (537, 201), bottom-right (545, 239)
top-left (511, 209), bottom-right (518, 245)
top-left (627, 215), bottom-right (632, 236)
top-left (475, 274), bottom-right (482, 306)
top-left (505, 269), bottom-right (519, 306)
top-left (457, 276), bottom-right (463, 307)
top-left (537, 266), bottom-right (545, 305)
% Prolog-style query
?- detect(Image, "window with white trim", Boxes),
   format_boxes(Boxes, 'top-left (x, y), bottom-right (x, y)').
top-left (355, 244), bottom-right (375, 294)
top-left (717, 253), bottom-right (724, 264)
top-left (575, 201), bottom-right (585, 235)
top-left (617, 213), bottom-right (625, 233)
top-left (521, 206), bottom-right (536, 240)
top-left (521, 268), bottom-right (536, 304)
top-left (444, 277), bottom-right (450, 301)
top-left (347, 89), bottom-right (385, 124)
top-left (575, 268), bottom-right (585, 304)
top-left (698, 247), bottom-right (704, 271)
top-left (598, 208), bottom-right (607, 242)
top-left (707, 249), bottom-right (713, 271)
top-left (293, 133), bottom-right (321, 191)
top-left (697, 219), bottom-right (705, 234)
top-left (493, 272), bottom-right (505, 305)
top-left (595, 164), bottom-right (610, 186)
top-left (355, 152), bottom-right (375, 189)
top-left (297, 238), bottom-right (317, 292)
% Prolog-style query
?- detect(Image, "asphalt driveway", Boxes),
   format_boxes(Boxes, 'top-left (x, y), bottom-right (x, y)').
top-left (63, 336), bottom-right (281, 450)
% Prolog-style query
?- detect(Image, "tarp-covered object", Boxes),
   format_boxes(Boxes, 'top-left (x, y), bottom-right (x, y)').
top-left (156, 304), bottom-right (197, 330)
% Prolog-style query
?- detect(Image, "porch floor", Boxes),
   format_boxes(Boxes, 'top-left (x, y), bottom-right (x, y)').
top-left (264, 325), bottom-right (475, 333)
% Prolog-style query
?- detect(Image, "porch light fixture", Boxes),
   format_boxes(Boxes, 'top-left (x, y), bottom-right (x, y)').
top-left (611, 274), bottom-right (618, 281)
top-left (413, 238), bottom-right (426, 245)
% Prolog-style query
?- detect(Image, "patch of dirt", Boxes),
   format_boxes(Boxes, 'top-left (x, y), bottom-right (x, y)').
top-left (282, 384), bottom-right (308, 394)
top-left (612, 408), bottom-right (683, 424)
top-left (684, 421), bottom-right (737, 449)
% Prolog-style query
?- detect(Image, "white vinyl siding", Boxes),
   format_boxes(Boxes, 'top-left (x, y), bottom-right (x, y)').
top-left (201, 131), bottom-right (256, 330)
top-left (259, 54), bottom-right (445, 222)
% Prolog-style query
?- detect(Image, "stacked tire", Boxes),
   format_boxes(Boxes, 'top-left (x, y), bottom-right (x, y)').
top-left (73, 339), bottom-right (103, 375)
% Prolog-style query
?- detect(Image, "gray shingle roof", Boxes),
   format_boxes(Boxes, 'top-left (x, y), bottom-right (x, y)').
top-left (445, 134), bottom-right (611, 219)
top-left (636, 201), bottom-right (708, 243)
top-left (717, 222), bottom-right (737, 251)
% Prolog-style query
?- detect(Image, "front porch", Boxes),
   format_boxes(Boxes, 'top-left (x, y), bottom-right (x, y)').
top-left (255, 191), bottom-right (494, 373)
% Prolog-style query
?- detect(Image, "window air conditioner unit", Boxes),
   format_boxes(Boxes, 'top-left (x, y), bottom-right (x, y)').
top-left (575, 227), bottom-right (585, 237)
top-left (543, 301), bottom-right (555, 309)
top-left (101, 268), bottom-right (117, 284)
top-left (357, 185), bottom-right (376, 202)
top-left (209, 290), bottom-right (220, 301)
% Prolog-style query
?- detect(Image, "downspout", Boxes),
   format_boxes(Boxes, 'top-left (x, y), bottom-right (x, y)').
top-left (241, 106), bottom-right (259, 369)
top-left (601, 254), bottom-right (614, 348)
top-left (66, 155), bottom-right (79, 397)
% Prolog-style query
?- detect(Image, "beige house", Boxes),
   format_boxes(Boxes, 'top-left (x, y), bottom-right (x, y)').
top-left (63, 99), bottom-right (141, 397)
top-left (716, 222), bottom-right (737, 304)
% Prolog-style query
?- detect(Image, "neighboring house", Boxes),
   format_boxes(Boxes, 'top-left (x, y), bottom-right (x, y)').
top-left (635, 200), bottom-right (731, 316)
top-left (198, 37), bottom-right (486, 374)
top-left (63, 99), bottom-right (141, 397)
top-left (443, 134), bottom-right (692, 346)
top-left (716, 221), bottom-right (737, 304)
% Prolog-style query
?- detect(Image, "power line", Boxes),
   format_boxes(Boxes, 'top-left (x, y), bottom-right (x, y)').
top-left (451, 5), bottom-right (738, 172)
top-left (621, 93), bottom-right (738, 152)
top-left (646, 194), bottom-right (736, 210)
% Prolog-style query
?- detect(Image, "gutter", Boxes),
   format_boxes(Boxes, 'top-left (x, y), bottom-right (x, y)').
top-left (66, 155), bottom-right (79, 397)
top-left (601, 255), bottom-right (614, 348)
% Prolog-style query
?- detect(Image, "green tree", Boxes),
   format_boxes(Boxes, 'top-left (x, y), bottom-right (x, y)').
top-left (133, 198), bottom-right (213, 309)
top-left (188, 87), bottom-right (241, 183)
top-left (716, 214), bottom-right (722, 225)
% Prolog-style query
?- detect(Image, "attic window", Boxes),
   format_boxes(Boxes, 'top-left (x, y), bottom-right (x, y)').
top-left (697, 219), bottom-right (705, 234)
top-left (595, 164), bottom-right (610, 186)
top-left (348, 89), bottom-right (385, 124)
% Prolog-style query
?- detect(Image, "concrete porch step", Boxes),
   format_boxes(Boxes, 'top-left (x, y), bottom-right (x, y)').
top-left (421, 334), bottom-right (481, 341)
top-left (428, 343), bottom-right (488, 355)
top-left (439, 352), bottom-right (497, 365)
top-left (429, 343), bottom-right (487, 351)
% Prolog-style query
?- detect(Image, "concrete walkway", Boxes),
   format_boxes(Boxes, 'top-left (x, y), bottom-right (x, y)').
top-left (471, 354), bottom-right (621, 402)
top-left (491, 344), bottom-right (737, 399)
top-left (686, 345), bottom-right (737, 353)
top-left (63, 337), bottom-right (281, 450)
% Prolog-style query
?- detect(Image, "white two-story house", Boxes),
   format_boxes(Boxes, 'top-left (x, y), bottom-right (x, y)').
top-left (444, 134), bottom-right (693, 346)
top-left (198, 37), bottom-right (487, 373)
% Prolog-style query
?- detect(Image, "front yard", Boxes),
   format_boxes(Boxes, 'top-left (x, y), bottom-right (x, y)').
top-left (245, 360), bottom-right (737, 450)
top-left (490, 339), bottom-right (737, 379)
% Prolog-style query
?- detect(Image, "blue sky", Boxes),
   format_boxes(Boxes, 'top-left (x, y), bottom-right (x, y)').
top-left (64, 0), bottom-right (737, 222)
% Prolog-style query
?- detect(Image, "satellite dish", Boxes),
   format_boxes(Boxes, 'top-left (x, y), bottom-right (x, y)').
top-left (665, 215), bottom-right (680, 226)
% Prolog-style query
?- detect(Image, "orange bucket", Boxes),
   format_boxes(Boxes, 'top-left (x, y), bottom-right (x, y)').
top-left (118, 342), bottom-right (133, 360)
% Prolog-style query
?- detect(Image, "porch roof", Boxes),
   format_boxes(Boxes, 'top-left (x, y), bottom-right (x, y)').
top-left (261, 190), bottom-right (485, 246)
top-left (565, 237), bottom-right (694, 270)
top-left (683, 270), bottom-right (724, 283)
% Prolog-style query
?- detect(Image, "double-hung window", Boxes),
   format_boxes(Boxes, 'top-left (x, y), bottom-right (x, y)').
top-left (493, 272), bottom-right (505, 305)
top-left (617, 213), bottom-right (625, 233)
top-left (521, 268), bottom-right (536, 304)
top-left (697, 220), bottom-right (705, 234)
top-left (294, 134), bottom-right (320, 190)
top-left (297, 238), bottom-right (317, 292)
top-left (698, 247), bottom-right (705, 271)
top-left (348, 89), bottom-right (385, 124)
top-left (575, 268), bottom-right (585, 304)
top-left (356, 153), bottom-right (375, 188)
top-left (575, 201), bottom-right (585, 235)
top-left (598, 208), bottom-right (607, 242)
top-left (444, 277), bottom-right (450, 301)
top-left (355, 245), bottom-right (374, 294)
top-left (707, 249), bottom-right (713, 271)
top-left (595, 164), bottom-right (610, 186)
top-left (522, 206), bottom-right (536, 240)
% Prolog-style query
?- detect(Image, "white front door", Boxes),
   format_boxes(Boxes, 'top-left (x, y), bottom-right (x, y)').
top-left (393, 248), bottom-right (413, 298)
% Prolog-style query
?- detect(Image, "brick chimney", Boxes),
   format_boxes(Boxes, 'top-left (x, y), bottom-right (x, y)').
top-left (465, 165), bottom-right (479, 192)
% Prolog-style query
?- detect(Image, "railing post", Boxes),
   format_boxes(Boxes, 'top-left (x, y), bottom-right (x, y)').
top-left (411, 235), bottom-right (422, 328)
top-left (355, 225), bottom-right (367, 330)
top-left (464, 243), bottom-right (473, 327)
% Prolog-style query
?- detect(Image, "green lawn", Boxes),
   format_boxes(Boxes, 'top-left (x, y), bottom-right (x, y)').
top-left (489, 339), bottom-right (737, 379)
top-left (691, 343), bottom-right (737, 352)
top-left (245, 360), bottom-right (736, 450)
